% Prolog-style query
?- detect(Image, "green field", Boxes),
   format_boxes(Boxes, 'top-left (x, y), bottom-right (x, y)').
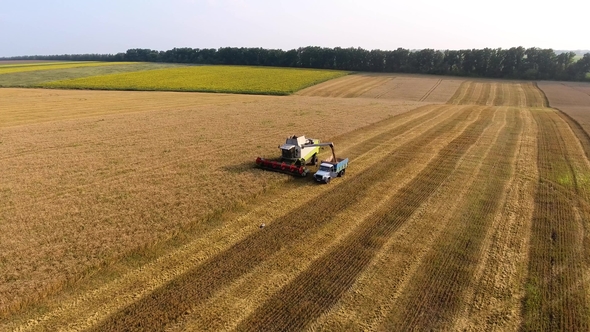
top-left (40, 66), bottom-right (349, 95)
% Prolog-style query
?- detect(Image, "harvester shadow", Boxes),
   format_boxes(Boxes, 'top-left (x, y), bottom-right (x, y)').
top-left (222, 161), bottom-right (262, 174)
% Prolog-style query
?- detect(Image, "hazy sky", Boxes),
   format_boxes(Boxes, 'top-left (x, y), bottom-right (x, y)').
top-left (1, 0), bottom-right (588, 57)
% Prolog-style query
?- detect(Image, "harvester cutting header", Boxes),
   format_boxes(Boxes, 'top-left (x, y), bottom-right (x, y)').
top-left (255, 135), bottom-right (349, 182)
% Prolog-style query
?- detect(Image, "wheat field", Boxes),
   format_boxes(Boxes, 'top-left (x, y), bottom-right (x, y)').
top-left (2, 74), bottom-right (590, 331)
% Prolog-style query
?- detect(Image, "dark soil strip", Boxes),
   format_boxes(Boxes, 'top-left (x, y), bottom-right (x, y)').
top-left (236, 110), bottom-right (494, 331)
top-left (521, 110), bottom-right (589, 331)
top-left (383, 107), bottom-right (521, 330)
top-left (91, 107), bottom-right (478, 331)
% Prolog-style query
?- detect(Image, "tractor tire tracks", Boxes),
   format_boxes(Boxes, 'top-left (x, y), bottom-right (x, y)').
top-left (381, 106), bottom-right (522, 330)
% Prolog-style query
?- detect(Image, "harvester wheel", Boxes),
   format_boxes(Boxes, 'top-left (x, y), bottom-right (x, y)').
top-left (311, 154), bottom-right (318, 166)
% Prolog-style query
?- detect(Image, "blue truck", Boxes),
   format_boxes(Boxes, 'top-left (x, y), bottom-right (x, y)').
top-left (309, 143), bottom-right (348, 184)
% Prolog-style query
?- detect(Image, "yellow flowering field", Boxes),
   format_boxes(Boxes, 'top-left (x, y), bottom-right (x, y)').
top-left (41, 65), bottom-right (349, 95)
top-left (0, 62), bottom-right (133, 74)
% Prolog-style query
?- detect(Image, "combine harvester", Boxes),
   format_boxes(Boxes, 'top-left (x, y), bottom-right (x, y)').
top-left (255, 135), bottom-right (348, 183)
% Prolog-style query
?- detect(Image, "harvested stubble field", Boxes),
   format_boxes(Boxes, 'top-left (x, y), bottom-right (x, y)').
top-left (296, 73), bottom-right (464, 103)
top-left (2, 75), bottom-right (590, 331)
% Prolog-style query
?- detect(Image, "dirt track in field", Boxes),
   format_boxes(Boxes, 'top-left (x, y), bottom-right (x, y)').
top-left (4, 78), bottom-right (590, 331)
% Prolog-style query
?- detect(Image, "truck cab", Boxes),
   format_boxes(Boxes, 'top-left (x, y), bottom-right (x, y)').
top-left (314, 158), bottom-right (348, 183)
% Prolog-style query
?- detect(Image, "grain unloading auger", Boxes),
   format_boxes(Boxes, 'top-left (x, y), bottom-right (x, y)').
top-left (255, 135), bottom-right (338, 177)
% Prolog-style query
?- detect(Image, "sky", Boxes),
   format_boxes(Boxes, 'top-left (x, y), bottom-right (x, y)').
top-left (0, 0), bottom-right (588, 57)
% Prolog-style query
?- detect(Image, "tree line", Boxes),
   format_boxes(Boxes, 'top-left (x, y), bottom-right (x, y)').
top-left (4, 46), bottom-right (590, 81)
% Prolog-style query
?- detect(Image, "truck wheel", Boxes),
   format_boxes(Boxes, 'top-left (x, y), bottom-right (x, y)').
top-left (341, 169), bottom-right (346, 176)
top-left (325, 177), bottom-right (331, 184)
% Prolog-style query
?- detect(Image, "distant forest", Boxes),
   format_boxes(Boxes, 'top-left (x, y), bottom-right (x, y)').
top-left (3, 46), bottom-right (590, 81)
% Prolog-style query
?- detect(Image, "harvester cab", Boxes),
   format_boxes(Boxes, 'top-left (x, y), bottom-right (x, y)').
top-left (279, 136), bottom-right (317, 164)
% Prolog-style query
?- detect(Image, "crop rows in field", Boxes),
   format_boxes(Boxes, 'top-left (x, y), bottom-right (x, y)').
top-left (4, 79), bottom-right (590, 331)
top-left (297, 73), bottom-right (463, 103)
top-left (360, 76), bottom-right (463, 103)
top-left (87, 87), bottom-right (564, 332)
top-left (92, 82), bottom-right (590, 331)
top-left (448, 81), bottom-right (547, 107)
top-left (40, 66), bottom-right (349, 95)
top-left (523, 109), bottom-right (590, 331)
top-left (0, 88), bottom-right (423, 322)
top-left (306, 105), bottom-right (535, 331)
top-left (89, 105), bottom-right (478, 331)
top-left (385, 107), bottom-right (522, 330)
top-left (178, 108), bottom-right (466, 330)
top-left (295, 74), bottom-right (393, 98)
top-left (4, 103), bottom-right (447, 331)
top-left (237, 108), bottom-right (492, 331)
